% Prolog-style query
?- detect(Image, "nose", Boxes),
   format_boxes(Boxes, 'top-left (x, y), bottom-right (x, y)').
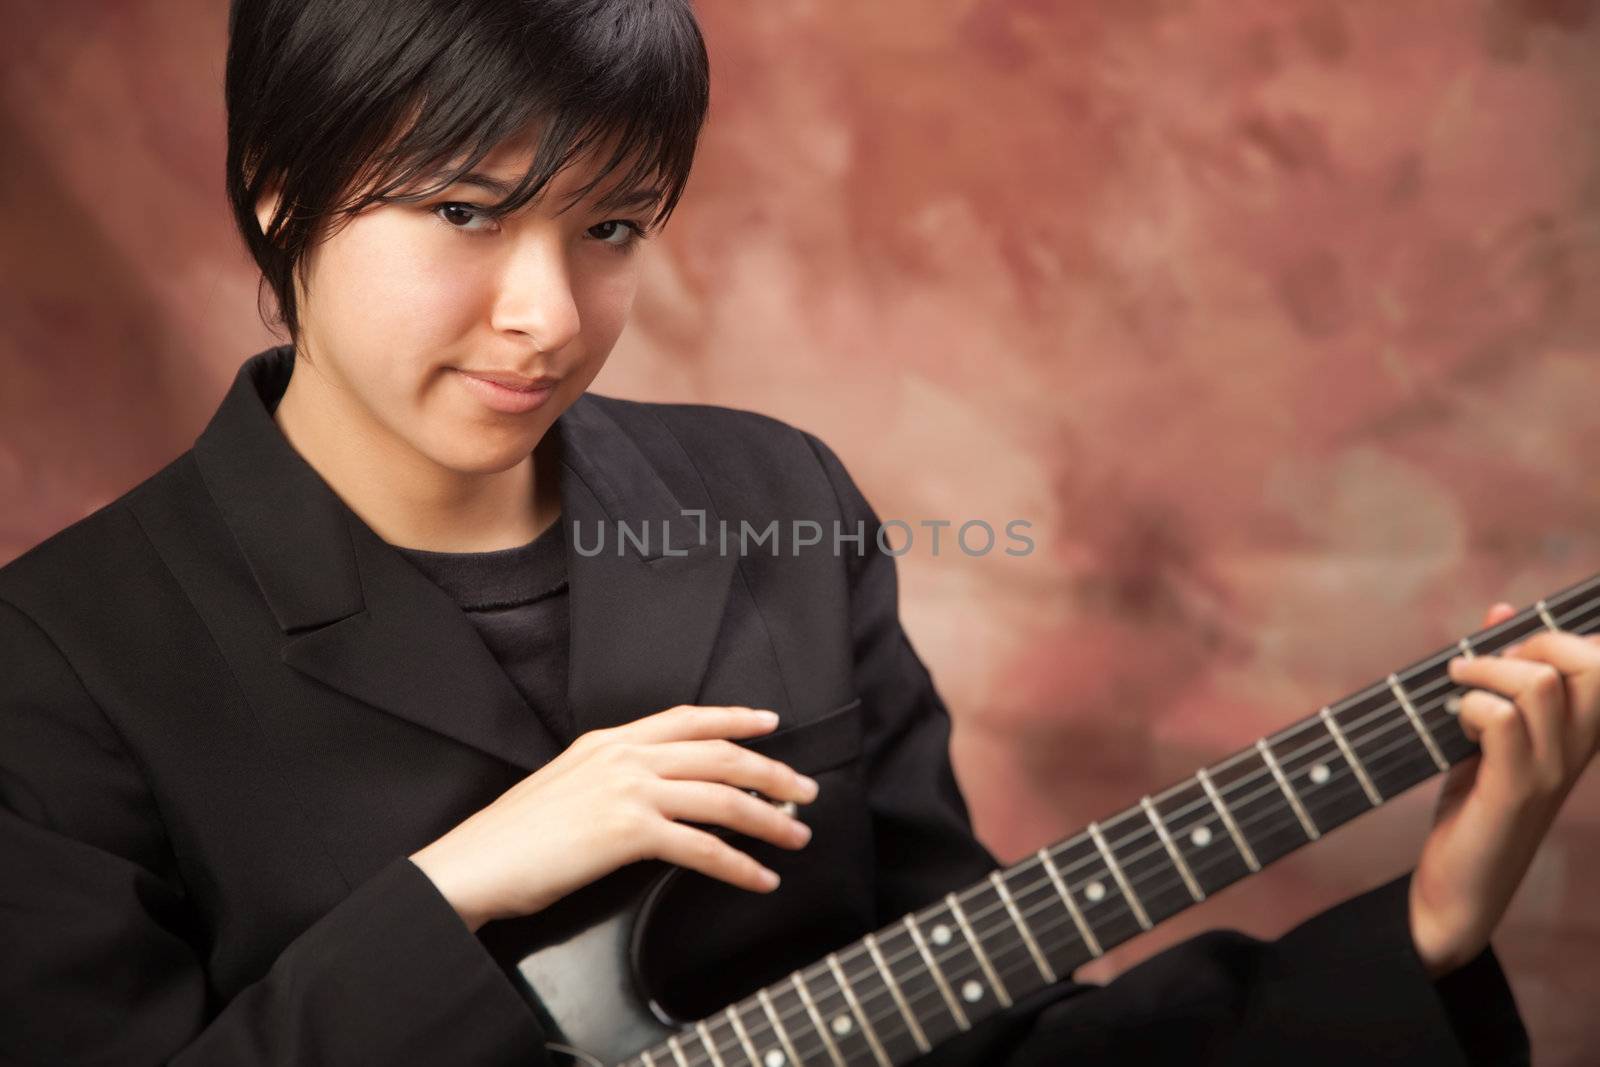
top-left (489, 234), bottom-right (582, 354)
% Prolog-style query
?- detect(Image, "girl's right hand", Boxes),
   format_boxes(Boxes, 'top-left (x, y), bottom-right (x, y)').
top-left (408, 705), bottom-right (819, 932)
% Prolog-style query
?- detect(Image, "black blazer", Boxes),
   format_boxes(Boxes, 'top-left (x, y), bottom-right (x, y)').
top-left (0, 346), bottom-right (1527, 1066)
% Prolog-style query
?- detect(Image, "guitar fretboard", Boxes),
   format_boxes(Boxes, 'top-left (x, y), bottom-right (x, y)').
top-left (624, 572), bottom-right (1600, 1067)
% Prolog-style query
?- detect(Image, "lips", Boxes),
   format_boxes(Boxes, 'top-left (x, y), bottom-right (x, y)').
top-left (455, 369), bottom-right (559, 414)
top-left (459, 369), bottom-right (558, 392)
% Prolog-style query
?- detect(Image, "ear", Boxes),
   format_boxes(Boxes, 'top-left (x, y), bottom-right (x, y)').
top-left (254, 177), bottom-right (283, 239)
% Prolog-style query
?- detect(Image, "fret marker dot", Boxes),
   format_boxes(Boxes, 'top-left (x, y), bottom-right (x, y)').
top-left (1309, 763), bottom-right (1330, 785)
top-left (764, 1052), bottom-right (786, 1067)
top-left (1084, 880), bottom-right (1106, 903)
top-left (1445, 695), bottom-right (1462, 716)
top-left (831, 1014), bottom-right (853, 1036)
top-left (930, 923), bottom-right (953, 946)
top-left (1190, 825), bottom-right (1212, 848)
top-left (961, 979), bottom-right (984, 1003)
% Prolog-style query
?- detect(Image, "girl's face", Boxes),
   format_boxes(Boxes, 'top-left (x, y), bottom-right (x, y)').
top-left (257, 132), bottom-right (660, 477)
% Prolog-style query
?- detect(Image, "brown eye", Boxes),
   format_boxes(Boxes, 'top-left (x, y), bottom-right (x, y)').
top-left (434, 202), bottom-right (497, 233)
top-left (590, 219), bottom-right (646, 250)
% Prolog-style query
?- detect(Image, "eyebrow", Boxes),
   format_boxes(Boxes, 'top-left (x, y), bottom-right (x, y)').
top-left (441, 171), bottom-right (664, 210)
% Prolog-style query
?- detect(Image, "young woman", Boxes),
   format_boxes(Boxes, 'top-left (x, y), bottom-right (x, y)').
top-left (1, 1), bottom-right (1592, 1064)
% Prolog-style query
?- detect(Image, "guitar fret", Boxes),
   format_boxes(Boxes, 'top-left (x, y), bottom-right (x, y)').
top-left (725, 1007), bottom-right (759, 1067)
top-left (807, 963), bottom-right (885, 1063)
top-left (826, 953), bottom-right (890, 1067)
top-left (1100, 808), bottom-right (1189, 926)
top-left (696, 1021), bottom-right (727, 1067)
top-left (641, 1051), bottom-right (657, 1067)
top-left (1089, 821), bottom-right (1151, 930)
top-left (996, 857), bottom-right (1079, 975)
top-left (990, 869), bottom-right (1055, 982)
top-left (1196, 766), bottom-right (1259, 872)
top-left (666, 1034), bottom-right (691, 1067)
top-left (790, 972), bottom-right (844, 1067)
top-left (757, 989), bottom-right (802, 1067)
top-left (1329, 688), bottom-right (1437, 799)
top-left (1212, 747), bottom-right (1311, 865)
top-left (1537, 598), bottom-right (1561, 631)
top-left (946, 891), bottom-right (1011, 1008)
top-left (1141, 795), bottom-right (1203, 903)
top-left (1051, 836), bottom-right (1138, 950)
top-left (866, 932), bottom-right (930, 1054)
top-left (1038, 847), bottom-right (1103, 957)
top-left (905, 914), bottom-right (970, 1031)
top-left (1414, 661), bottom-right (1479, 767)
top-left (1257, 738), bottom-right (1320, 840)
top-left (1388, 673), bottom-right (1449, 772)
top-left (1270, 717), bottom-right (1373, 837)
top-left (1319, 705), bottom-right (1382, 807)
top-left (1150, 778), bottom-right (1251, 898)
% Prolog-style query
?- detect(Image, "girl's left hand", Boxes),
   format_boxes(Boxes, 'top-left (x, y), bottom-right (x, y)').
top-left (1408, 601), bottom-right (1600, 978)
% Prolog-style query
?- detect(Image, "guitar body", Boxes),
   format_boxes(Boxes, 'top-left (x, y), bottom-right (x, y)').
top-left (511, 867), bottom-right (677, 1066)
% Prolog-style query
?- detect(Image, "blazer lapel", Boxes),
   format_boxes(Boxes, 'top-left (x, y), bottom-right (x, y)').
top-left (194, 346), bottom-right (738, 773)
top-left (556, 396), bottom-right (740, 735)
top-left (277, 518), bottom-right (563, 771)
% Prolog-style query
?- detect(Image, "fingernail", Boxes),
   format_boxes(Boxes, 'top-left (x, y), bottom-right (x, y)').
top-left (792, 820), bottom-right (812, 845)
top-left (760, 868), bottom-right (781, 890)
top-left (1447, 657), bottom-right (1463, 675)
top-left (756, 710), bottom-right (780, 726)
top-left (797, 774), bottom-right (819, 801)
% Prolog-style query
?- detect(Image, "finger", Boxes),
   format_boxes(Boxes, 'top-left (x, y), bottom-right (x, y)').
top-left (653, 821), bottom-right (782, 893)
top-left (1452, 687), bottom-right (1534, 795)
top-left (1482, 602), bottom-right (1517, 629)
top-left (1450, 655), bottom-right (1563, 784)
top-left (651, 779), bottom-right (814, 851)
top-left (1432, 755), bottom-right (1479, 822)
top-left (645, 738), bottom-right (819, 804)
top-left (1502, 631), bottom-right (1600, 759)
top-left (1501, 630), bottom-right (1600, 675)
top-left (603, 705), bottom-right (781, 746)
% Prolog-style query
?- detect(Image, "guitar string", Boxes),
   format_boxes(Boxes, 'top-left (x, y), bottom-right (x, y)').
top-left (668, 592), bottom-right (1598, 1067)
top-left (658, 591), bottom-right (1598, 1067)
top-left (734, 587), bottom-right (1596, 1045)
top-left (713, 667), bottom-right (1476, 1067)
top-left (702, 663), bottom-right (1499, 1067)
top-left (814, 604), bottom-right (1590, 1060)
top-left (960, 668), bottom-right (1485, 988)
top-left (925, 579), bottom-right (1597, 937)
top-left (894, 585), bottom-right (1599, 954)
top-left (842, 589), bottom-right (1600, 1059)
top-left (651, 587), bottom-right (1599, 1066)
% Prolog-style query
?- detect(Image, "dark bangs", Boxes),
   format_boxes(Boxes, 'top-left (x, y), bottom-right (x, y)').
top-left (225, 0), bottom-right (711, 344)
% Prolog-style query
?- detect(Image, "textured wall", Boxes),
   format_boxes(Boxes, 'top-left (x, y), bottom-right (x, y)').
top-left (3, 0), bottom-right (1597, 1060)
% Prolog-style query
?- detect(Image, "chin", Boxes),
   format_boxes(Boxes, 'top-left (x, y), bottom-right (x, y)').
top-left (433, 436), bottom-right (543, 476)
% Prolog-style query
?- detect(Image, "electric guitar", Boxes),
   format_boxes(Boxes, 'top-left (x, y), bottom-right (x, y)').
top-left (509, 572), bottom-right (1599, 1066)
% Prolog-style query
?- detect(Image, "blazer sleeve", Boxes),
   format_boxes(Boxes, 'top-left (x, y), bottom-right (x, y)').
top-left (798, 434), bottom-right (1530, 1067)
top-left (0, 596), bottom-right (550, 1067)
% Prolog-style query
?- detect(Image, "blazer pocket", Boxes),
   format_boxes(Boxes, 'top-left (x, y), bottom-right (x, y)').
top-left (737, 696), bottom-right (862, 777)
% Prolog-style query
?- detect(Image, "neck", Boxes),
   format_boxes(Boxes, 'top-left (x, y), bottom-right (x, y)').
top-left (271, 355), bottom-right (560, 552)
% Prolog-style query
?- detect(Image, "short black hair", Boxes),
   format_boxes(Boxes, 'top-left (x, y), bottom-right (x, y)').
top-left (224, 0), bottom-right (711, 344)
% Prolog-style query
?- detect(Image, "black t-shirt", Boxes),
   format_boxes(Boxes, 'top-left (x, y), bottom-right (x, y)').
top-left (390, 518), bottom-right (572, 745)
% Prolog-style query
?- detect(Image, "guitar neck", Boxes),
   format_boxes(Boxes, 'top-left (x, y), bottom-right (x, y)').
top-left (625, 572), bottom-right (1600, 1067)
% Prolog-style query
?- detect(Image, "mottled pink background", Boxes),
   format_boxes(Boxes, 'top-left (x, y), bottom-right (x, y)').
top-left (3, 0), bottom-right (1598, 1059)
